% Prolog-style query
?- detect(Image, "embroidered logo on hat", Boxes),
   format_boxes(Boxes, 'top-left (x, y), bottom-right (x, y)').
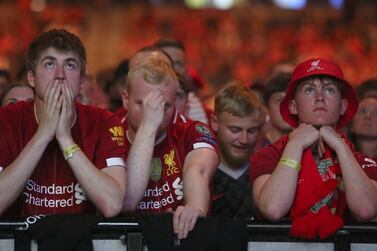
top-left (307, 59), bottom-right (324, 72)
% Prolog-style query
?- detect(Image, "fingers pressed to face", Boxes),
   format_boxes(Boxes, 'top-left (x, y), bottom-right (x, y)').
top-left (61, 88), bottom-right (68, 116)
top-left (64, 80), bottom-right (75, 103)
top-left (45, 80), bottom-right (57, 103)
top-left (60, 80), bottom-right (73, 104)
top-left (146, 90), bottom-right (165, 107)
top-left (61, 81), bottom-right (75, 119)
top-left (44, 81), bottom-right (54, 101)
top-left (47, 80), bottom-right (63, 112)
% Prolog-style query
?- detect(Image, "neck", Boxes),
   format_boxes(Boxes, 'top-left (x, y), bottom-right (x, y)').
top-left (356, 138), bottom-right (377, 158)
top-left (220, 157), bottom-right (248, 170)
top-left (266, 126), bottom-right (289, 143)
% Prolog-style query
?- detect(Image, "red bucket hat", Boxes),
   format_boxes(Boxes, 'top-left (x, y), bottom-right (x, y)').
top-left (279, 58), bottom-right (358, 129)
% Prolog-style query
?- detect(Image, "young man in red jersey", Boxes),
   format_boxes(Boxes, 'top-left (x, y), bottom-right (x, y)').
top-left (0, 29), bottom-right (126, 218)
top-left (121, 58), bottom-right (219, 239)
top-left (250, 58), bottom-right (377, 239)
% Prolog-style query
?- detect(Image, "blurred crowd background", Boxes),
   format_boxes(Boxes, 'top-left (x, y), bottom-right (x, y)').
top-left (1, 0), bottom-right (377, 106)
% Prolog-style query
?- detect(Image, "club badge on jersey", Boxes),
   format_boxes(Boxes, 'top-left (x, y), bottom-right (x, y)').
top-left (195, 124), bottom-right (213, 138)
top-left (150, 158), bottom-right (163, 182)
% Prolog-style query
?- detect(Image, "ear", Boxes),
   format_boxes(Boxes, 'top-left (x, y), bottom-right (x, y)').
top-left (27, 71), bottom-right (35, 88)
top-left (340, 98), bottom-right (348, 115)
top-left (288, 100), bottom-right (298, 115)
top-left (211, 113), bottom-right (219, 132)
top-left (121, 89), bottom-right (129, 109)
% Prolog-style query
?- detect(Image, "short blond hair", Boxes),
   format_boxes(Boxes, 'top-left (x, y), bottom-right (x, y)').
top-left (126, 58), bottom-right (178, 93)
top-left (215, 83), bottom-right (264, 122)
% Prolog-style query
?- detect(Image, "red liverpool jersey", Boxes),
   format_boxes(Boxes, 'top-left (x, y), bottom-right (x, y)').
top-left (250, 135), bottom-right (377, 184)
top-left (0, 101), bottom-right (126, 218)
top-left (124, 115), bottom-right (218, 214)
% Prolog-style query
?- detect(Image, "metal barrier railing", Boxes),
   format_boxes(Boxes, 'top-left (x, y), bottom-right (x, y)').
top-left (247, 221), bottom-right (377, 251)
top-left (0, 219), bottom-right (377, 251)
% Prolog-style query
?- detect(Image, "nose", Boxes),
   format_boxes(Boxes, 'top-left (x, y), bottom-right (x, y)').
top-left (54, 64), bottom-right (65, 80)
top-left (238, 131), bottom-right (249, 145)
top-left (364, 109), bottom-right (373, 118)
top-left (315, 90), bottom-right (324, 103)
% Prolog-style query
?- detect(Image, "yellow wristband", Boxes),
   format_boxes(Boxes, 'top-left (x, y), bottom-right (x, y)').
top-left (63, 144), bottom-right (81, 160)
top-left (279, 157), bottom-right (301, 171)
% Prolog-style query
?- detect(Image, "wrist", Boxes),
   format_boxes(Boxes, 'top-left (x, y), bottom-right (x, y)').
top-left (138, 123), bottom-right (158, 137)
top-left (33, 130), bottom-right (53, 145)
top-left (279, 157), bottom-right (301, 171)
top-left (30, 132), bottom-right (52, 150)
top-left (185, 204), bottom-right (207, 217)
top-left (62, 143), bottom-right (81, 160)
top-left (285, 140), bottom-right (306, 153)
top-left (57, 137), bottom-right (75, 150)
top-left (333, 140), bottom-right (350, 155)
top-left (197, 207), bottom-right (207, 217)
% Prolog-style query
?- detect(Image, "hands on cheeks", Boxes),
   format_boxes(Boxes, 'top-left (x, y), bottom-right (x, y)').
top-left (289, 123), bottom-right (345, 157)
top-left (167, 205), bottom-right (204, 239)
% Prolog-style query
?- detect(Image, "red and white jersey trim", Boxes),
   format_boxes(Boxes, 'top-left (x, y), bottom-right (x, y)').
top-left (193, 142), bottom-right (215, 150)
top-left (106, 157), bottom-right (126, 167)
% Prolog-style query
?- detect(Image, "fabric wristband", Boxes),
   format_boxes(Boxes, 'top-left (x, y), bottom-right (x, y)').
top-left (63, 144), bottom-right (81, 160)
top-left (279, 157), bottom-right (301, 171)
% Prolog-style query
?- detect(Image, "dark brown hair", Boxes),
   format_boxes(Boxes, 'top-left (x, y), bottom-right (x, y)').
top-left (25, 29), bottom-right (86, 74)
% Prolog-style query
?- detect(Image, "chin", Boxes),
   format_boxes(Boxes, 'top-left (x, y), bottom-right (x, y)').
top-left (228, 155), bottom-right (249, 167)
top-left (309, 120), bottom-right (335, 127)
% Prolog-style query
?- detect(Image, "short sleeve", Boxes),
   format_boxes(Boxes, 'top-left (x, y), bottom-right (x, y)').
top-left (95, 112), bottom-right (126, 169)
top-left (249, 136), bottom-right (288, 184)
top-left (354, 152), bottom-right (377, 181)
top-left (184, 122), bottom-right (219, 156)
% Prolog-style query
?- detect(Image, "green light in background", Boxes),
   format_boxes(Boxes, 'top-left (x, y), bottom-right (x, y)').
top-left (185, 0), bottom-right (208, 9)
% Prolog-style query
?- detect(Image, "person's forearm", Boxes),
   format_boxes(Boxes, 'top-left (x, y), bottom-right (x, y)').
top-left (0, 133), bottom-right (50, 214)
top-left (65, 149), bottom-right (126, 217)
top-left (256, 142), bottom-right (303, 221)
top-left (183, 166), bottom-right (209, 216)
top-left (182, 149), bottom-right (218, 216)
top-left (336, 143), bottom-right (377, 220)
top-left (123, 125), bottom-right (156, 212)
